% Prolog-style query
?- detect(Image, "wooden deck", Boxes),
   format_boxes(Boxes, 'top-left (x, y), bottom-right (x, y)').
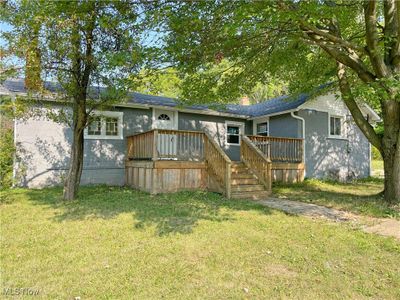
top-left (125, 129), bottom-right (304, 199)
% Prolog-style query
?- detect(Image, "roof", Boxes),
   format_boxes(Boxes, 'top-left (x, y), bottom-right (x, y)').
top-left (0, 78), bottom-right (310, 118)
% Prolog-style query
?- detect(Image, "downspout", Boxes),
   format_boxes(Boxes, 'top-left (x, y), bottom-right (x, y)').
top-left (291, 111), bottom-right (306, 176)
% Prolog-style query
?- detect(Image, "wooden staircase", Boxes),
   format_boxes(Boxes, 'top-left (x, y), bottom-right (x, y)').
top-left (230, 162), bottom-right (271, 199)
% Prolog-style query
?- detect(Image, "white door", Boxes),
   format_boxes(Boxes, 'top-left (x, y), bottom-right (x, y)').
top-left (153, 109), bottom-right (177, 158)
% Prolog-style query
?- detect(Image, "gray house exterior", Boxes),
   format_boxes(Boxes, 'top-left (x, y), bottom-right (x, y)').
top-left (1, 79), bottom-right (379, 188)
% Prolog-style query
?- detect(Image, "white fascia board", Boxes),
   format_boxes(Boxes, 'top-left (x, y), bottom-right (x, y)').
top-left (360, 103), bottom-right (381, 122)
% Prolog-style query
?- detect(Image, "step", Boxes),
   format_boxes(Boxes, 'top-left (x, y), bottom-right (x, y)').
top-left (231, 190), bottom-right (271, 200)
top-left (231, 173), bottom-right (255, 179)
top-left (231, 165), bottom-right (248, 171)
top-left (231, 169), bottom-right (250, 175)
top-left (231, 184), bottom-right (265, 192)
top-left (231, 178), bottom-right (259, 185)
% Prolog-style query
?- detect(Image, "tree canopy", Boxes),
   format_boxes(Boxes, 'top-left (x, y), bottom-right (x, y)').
top-left (153, 0), bottom-right (399, 203)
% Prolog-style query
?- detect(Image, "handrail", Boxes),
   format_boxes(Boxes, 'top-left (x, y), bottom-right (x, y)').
top-left (204, 132), bottom-right (232, 198)
top-left (241, 135), bottom-right (272, 191)
top-left (247, 135), bottom-right (304, 163)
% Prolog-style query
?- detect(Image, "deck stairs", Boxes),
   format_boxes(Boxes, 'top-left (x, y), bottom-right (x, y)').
top-left (230, 162), bottom-right (270, 200)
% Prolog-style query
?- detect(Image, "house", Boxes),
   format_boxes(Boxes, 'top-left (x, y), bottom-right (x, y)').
top-left (0, 79), bottom-right (380, 199)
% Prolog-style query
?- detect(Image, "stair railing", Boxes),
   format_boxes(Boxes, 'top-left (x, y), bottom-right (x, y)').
top-left (241, 135), bottom-right (272, 191)
top-left (204, 132), bottom-right (232, 198)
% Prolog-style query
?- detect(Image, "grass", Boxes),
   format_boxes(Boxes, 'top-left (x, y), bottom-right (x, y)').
top-left (272, 177), bottom-right (400, 219)
top-left (1, 186), bottom-right (400, 299)
top-left (371, 159), bottom-right (384, 178)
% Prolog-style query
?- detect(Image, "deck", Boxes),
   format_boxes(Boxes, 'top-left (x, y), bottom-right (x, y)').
top-left (125, 129), bottom-right (304, 199)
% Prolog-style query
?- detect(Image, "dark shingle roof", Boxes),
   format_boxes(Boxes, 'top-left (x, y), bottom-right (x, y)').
top-left (1, 78), bottom-right (308, 118)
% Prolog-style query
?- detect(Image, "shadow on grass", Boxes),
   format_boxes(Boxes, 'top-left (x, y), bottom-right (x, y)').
top-left (272, 178), bottom-right (399, 218)
top-left (21, 186), bottom-right (272, 236)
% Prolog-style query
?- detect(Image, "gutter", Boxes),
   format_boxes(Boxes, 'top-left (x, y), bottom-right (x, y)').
top-left (291, 111), bottom-right (306, 175)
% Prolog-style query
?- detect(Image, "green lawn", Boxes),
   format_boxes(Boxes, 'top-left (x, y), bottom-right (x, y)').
top-left (371, 160), bottom-right (384, 178)
top-left (1, 186), bottom-right (399, 299)
top-left (273, 177), bottom-right (400, 219)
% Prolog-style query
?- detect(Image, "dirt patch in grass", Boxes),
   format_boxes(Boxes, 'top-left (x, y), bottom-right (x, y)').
top-left (264, 264), bottom-right (298, 277)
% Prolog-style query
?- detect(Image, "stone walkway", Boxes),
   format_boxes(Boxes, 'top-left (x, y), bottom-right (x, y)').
top-left (257, 198), bottom-right (400, 241)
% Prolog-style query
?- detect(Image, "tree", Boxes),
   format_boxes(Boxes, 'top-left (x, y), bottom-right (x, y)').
top-left (1, 0), bottom-right (149, 200)
top-left (155, 0), bottom-right (400, 204)
top-left (132, 68), bottom-right (182, 98)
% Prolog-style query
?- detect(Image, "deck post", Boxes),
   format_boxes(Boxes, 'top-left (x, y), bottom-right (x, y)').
top-left (225, 161), bottom-right (231, 199)
top-left (152, 130), bottom-right (158, 161)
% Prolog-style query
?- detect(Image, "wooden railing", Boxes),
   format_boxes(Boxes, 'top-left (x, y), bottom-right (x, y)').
top-left (241, 136), bottom-right (272, 191)
top-left (127, 129), bottom-right (205, 161)
top-left (247, 135), bottom-right (303, 163)
top-left (204, 132), bottom-right (232, 198)
top-left (127, 130), bottom-right (155, 160)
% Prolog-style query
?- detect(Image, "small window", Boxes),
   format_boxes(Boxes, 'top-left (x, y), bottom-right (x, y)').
top-left (330, 116), bottom-right (342, 136)
top-left (227, 125), bottom-right (240, 144)
top-left (158, 114), bottom-right (170, 120)
top-left (85, 111), bottom-right (123, 140)
top-left (257, 122), bottom-right (268, 136)
top-left (88, 116), bottom-right (102, 135)
top-left (105, 117), bottom-right (119, 136)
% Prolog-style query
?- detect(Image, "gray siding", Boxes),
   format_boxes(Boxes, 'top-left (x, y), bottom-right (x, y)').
top-left (269, 113), bottom-right (302, 138)
top-left (15, 106), bottom-right (152, 187)
top-left (298, 109), bottom-right (370, 180)
top-left (178, 112), bottom-right (250, 161)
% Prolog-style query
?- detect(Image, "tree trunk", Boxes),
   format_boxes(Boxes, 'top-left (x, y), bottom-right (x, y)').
top-left (381, 100), bottom-right (400, 204)
top-left (63, 101), bottom-right (87, 200)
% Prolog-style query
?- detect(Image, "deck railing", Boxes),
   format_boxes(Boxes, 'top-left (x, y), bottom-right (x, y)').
top-left (247, 135), bottom-right (304, 163)
top-left (204, 132), bottom-right (232, 198)
top-left (241, 136), bottom-right (272, 191)
top-left (127, 129), bottom-right (205, 161)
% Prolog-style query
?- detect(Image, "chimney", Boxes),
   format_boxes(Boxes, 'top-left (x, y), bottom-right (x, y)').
top-left (240, 95), bottom-right (250, 106)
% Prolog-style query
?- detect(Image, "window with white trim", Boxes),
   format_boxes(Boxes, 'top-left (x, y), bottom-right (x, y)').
top-left (85, 111), bottom-right (123, 140)
top-left (329, 116), bottom-right (342, 137)
top-left (226, 124), bottom-right (240, 145)
top-left (256, 122), bottom-right (268, 136)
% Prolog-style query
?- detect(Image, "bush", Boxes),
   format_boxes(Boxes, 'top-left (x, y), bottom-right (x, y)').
top-left (0, 128), bottom-right (15, 189)
top-left (371, 145), bottom-right (382, 160)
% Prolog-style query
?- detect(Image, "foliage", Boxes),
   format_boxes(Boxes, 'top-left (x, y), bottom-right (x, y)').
top-left (1, 186), bottom-right (400, 298)
top-left (0, 128), bottom-right (15, 189)
top-left (248, 79), bottom-right (287, 104)
top-left (132, 68), bottom-right (182, 98)
top-left (371, 146), bottom-right (382, 160)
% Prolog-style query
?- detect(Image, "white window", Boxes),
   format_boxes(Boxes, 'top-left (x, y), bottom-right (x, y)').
top-left (85, 111), bottom-right (123, 140)
top-left (256, 122), bottom-right (269, 136)
top-left (226, 122), bottom-right (243, 145)
top-left (329, 116), bottom-right (343, 137)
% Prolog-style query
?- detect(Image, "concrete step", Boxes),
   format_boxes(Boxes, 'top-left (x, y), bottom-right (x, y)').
top-left (231, 178), bottom-right (259, 185)
top-left (231, 190), bottom-right (271, 200)
top-left (231, 184), bottom-right (265, 192)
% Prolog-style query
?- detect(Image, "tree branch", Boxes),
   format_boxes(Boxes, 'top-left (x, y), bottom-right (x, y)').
top-left (336, 62), bottom-right (382, 152)
top-left (383, 0), bottom-right (400, 69)
top-left (364, 0), bottom-right (390, 77)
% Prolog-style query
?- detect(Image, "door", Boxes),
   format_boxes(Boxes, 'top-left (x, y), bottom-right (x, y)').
top-left (153, 109), bottom-right (178, 158)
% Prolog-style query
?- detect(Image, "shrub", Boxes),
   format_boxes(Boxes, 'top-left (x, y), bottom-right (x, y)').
top-left (0, 128), bottom-right (15, 189)
top-left (371, 145), bottom-right (382, 160)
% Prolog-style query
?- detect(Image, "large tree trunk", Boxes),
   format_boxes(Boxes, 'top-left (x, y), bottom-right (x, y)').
top-left (63, 101), bottom-right (87, 200)
top-left (381, 100), bottom-right (400, 204)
